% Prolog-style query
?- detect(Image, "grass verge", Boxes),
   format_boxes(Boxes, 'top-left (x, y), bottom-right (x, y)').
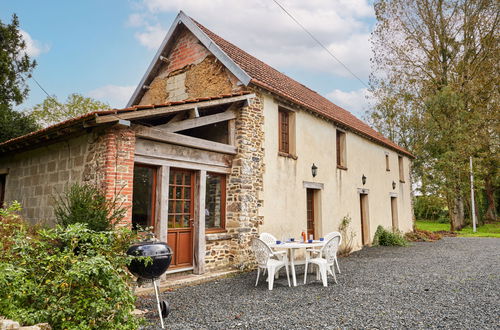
top-left (415, 221), bottom-right (500, 238)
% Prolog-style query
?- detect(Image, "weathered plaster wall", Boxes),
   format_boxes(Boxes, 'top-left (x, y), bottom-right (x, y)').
top-left (260, 92), bottom-right (413, 250)
top-left (0, 126), bottom-right (136, 226)
top-left (139, 28), bottom-right (241, 105)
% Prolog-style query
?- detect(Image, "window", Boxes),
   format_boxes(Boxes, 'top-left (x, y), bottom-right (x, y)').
top-left (385, 154), bottom-right (390, 171)
top-left (336, 130), bottom-right (347, 169)
top-left (0, 174), bottom-right (6, 208)
top-left (205, 173), bottom-right (226, 230)
top-left (132, 165), bottom-right (157, 229)
top-left (278, 109), bottom-right (290, 153)
top-left (398, 156), bottom-right (405, 182)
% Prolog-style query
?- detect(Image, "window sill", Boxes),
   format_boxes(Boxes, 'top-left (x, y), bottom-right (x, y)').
top-left (336, 165), bottom-right (348, 170)
top-left (206, 228), bottom-right (227, 234)
top-left (206, 232), bottom-right (238, 242)
top-left (278, 152), bottom-right (298, 160)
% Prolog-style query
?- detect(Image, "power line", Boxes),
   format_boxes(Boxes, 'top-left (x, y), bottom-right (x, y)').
top-left (271, 0), bottom-right (369, 89)
top-left (31, 75), bottom-right (52, 98)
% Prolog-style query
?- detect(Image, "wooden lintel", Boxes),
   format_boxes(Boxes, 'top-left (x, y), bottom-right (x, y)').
top-left (134, 125), bottom-right (237, 155)
top-left (96, 93), bottom-right (254, 124)
top-left (157, 109), bottom-right (237, 132)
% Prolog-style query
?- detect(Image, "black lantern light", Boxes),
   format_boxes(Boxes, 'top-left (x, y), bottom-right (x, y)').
top-left (392, 181), bottom-right (396, 190)
top-left (311, 163), bottom-right (318, 177)
top-left (362, 174), bottom-right (366, 185)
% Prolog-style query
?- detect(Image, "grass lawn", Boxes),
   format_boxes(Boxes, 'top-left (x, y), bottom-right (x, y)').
top-left (415, 220), bottom-right (500, 238)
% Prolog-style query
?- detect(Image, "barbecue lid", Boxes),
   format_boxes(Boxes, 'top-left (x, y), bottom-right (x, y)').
top-left (127, 241), bottom-right (172, 257)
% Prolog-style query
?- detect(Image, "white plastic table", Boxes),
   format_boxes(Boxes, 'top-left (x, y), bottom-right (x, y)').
top-left (270, 241), bottom-right (325, 286)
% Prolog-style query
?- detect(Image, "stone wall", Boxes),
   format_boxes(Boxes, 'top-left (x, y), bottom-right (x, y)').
top-left (1, 126), bottom-right (136, 226)
top-left (1, 134), bottom-right (93, 225)
top-left (204, 90), bottom-right (265, 271)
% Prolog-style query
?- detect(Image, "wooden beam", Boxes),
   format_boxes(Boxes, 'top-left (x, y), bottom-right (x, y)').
top-left (96, 94), bottom-right (254, 124)
top-left (134, 125), bottom-right (237, 155)
top-left (157, 109), bottom-right (237, 132)
top-left (193, 170), bottom-right (206, 274)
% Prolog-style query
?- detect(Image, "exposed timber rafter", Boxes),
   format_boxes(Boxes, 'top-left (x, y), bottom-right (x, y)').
top-left (134, 125), bottom-right (237, 155)
top-left (95, 93), bottom-right (254, 124)
top-left (156, 108), bottom-right (237, 132)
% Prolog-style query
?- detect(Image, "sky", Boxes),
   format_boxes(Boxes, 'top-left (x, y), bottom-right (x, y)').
top-left (1, 0), bottom-right (376, 118)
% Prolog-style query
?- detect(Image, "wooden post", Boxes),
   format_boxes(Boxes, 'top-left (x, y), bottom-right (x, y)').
top-left (228, 119), bottom-right (236, 146)
top-left (193, 170), bottom-right (207, 274)
top-left (156, 165), bottom-right (170, 243)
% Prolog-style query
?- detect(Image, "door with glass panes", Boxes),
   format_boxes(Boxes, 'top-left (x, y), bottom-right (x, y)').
top-left (167, 169), bottom-right (194, 268)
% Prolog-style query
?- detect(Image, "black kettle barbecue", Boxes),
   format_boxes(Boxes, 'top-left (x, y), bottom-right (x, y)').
top-left (127, 241), bottom-right (173, 329)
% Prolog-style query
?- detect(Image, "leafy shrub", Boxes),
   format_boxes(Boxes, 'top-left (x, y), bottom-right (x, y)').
top-left (414, 195), bottom-right (448, 222)
top-left (54, 183), bottom-right (125, 231)
top-left (338, 215), bottom-right (356, 256)
top-left (0, 202), bottom-right (142, 329)
top-left (373, 225), bottom-right (408, 246)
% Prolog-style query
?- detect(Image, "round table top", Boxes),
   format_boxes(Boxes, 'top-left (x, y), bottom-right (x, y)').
top-left (270, 240), bottom-right (325, 249)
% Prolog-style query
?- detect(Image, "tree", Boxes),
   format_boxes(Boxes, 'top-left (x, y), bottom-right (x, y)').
top-left (368, 0), bottom-right (499, 229)
top-left (30, 93), bottom-right (109, 127)
top-left (0, 14), bottom-right (39, 142)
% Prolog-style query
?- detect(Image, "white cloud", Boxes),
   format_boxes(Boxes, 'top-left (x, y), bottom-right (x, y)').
top-left (20, 30), bottom-right (50, 57)
top-left (128, 0), bottom-right (374, 77)
top-left (134, 24), bottom-right (167, 50)
top-left (327, 88), bottom-right (372, 117)
top-left (87, 85), bottom-right (136, 108)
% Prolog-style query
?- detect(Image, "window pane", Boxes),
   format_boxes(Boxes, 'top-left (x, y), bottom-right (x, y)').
top-left (132, 166), bottom-right (155, 229)
top-left (205, 173), bottom-right (225, 229)
top-left (168, 215), bottom-right (175, 228)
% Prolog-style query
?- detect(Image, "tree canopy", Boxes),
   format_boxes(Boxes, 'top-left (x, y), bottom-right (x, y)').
top-left (0, 14), bottom-right (39, 143)
top-left (368, 0), bottom-right (499, 229)
top-left (30, 93), bottom-right (109, 127)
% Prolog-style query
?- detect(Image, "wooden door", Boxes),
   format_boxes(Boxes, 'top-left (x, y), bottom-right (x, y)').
top-left (360, 194), bottom-right (370, 245)
top-left (167, 169), bottom-right (194, 268)
top-left (391, 197), bottom-right (398, 232)
top-left (306, 189), bottom-right (315, 239)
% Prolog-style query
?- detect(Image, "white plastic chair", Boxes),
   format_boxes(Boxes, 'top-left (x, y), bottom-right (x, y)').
top-left (303, 235), bottom-right (340, 287)
top-left (259, 233), bottom-right (288, 279)
top-left (307, 231), bottom-right (342, 274)
top-left (251, 238), bottom-right (291, 290)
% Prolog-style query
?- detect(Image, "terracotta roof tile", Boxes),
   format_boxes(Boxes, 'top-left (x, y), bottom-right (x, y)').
top-left (194, 19), bottom-right (413, 158)
top-left (0, 91), bottom-right (252, 151)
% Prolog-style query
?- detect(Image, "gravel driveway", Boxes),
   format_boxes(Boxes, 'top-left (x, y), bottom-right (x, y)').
top-left (137, 237), bottom-right (500, 329)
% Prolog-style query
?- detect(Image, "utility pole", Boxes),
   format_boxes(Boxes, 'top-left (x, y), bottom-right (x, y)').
top-left (470, 156), bottom-right (477, 233)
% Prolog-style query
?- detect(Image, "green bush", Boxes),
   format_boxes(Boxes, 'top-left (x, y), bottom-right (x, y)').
top-left (414, 195), bottom-right (448, 222)
top-left (373, 225), bottom-right (408, 246)
top-left (0, 202), bottom-right (143, 329)
top-left (54, 183), bottom-right (125, 231)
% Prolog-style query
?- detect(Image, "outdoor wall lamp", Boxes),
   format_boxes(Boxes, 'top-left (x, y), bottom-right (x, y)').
top-left (362, 174), bottom-right (367, 185)
top-left (392, 181), bottom-right (396, 190)
top-left (311, 163), bottom-right (318, 178)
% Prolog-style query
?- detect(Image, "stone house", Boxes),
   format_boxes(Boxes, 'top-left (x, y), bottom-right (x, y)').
top-left (0, 11), bottom-right (414, 275)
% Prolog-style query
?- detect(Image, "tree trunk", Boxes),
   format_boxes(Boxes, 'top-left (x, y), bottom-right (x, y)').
top-left (484, 177), bottom-right (497, 222)
top-left (449, 194), bottom-right (466, 231)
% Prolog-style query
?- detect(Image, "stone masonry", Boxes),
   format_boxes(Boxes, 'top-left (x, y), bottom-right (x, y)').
top-left (1, 126), bottom-right (136, 226)
top-left (205, 90), bottom-right (265, 271)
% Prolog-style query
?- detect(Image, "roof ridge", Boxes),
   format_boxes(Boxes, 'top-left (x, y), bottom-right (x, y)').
top-left (190, 17), bottom-right (412, 157)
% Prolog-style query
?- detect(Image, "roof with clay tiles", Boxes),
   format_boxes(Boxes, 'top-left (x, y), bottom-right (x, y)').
top-left (192, 19), bottom-right (413, 158)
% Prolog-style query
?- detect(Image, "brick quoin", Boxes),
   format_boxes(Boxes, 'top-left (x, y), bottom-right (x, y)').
top-left (167, 28), bottom-right (210, 72)
top-left (101, 126), bottom-right (136, 227)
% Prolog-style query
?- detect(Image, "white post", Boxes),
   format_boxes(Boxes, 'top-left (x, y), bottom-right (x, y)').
top-left (470, 157), bottom-right (477, 233)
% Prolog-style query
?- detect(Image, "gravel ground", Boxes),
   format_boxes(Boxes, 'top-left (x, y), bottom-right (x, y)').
top-left (137, 238), bottom-right (500, 329)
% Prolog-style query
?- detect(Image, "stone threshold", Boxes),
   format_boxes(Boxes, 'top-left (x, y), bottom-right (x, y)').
top-left (134, 269), bottom-right (241, 296)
